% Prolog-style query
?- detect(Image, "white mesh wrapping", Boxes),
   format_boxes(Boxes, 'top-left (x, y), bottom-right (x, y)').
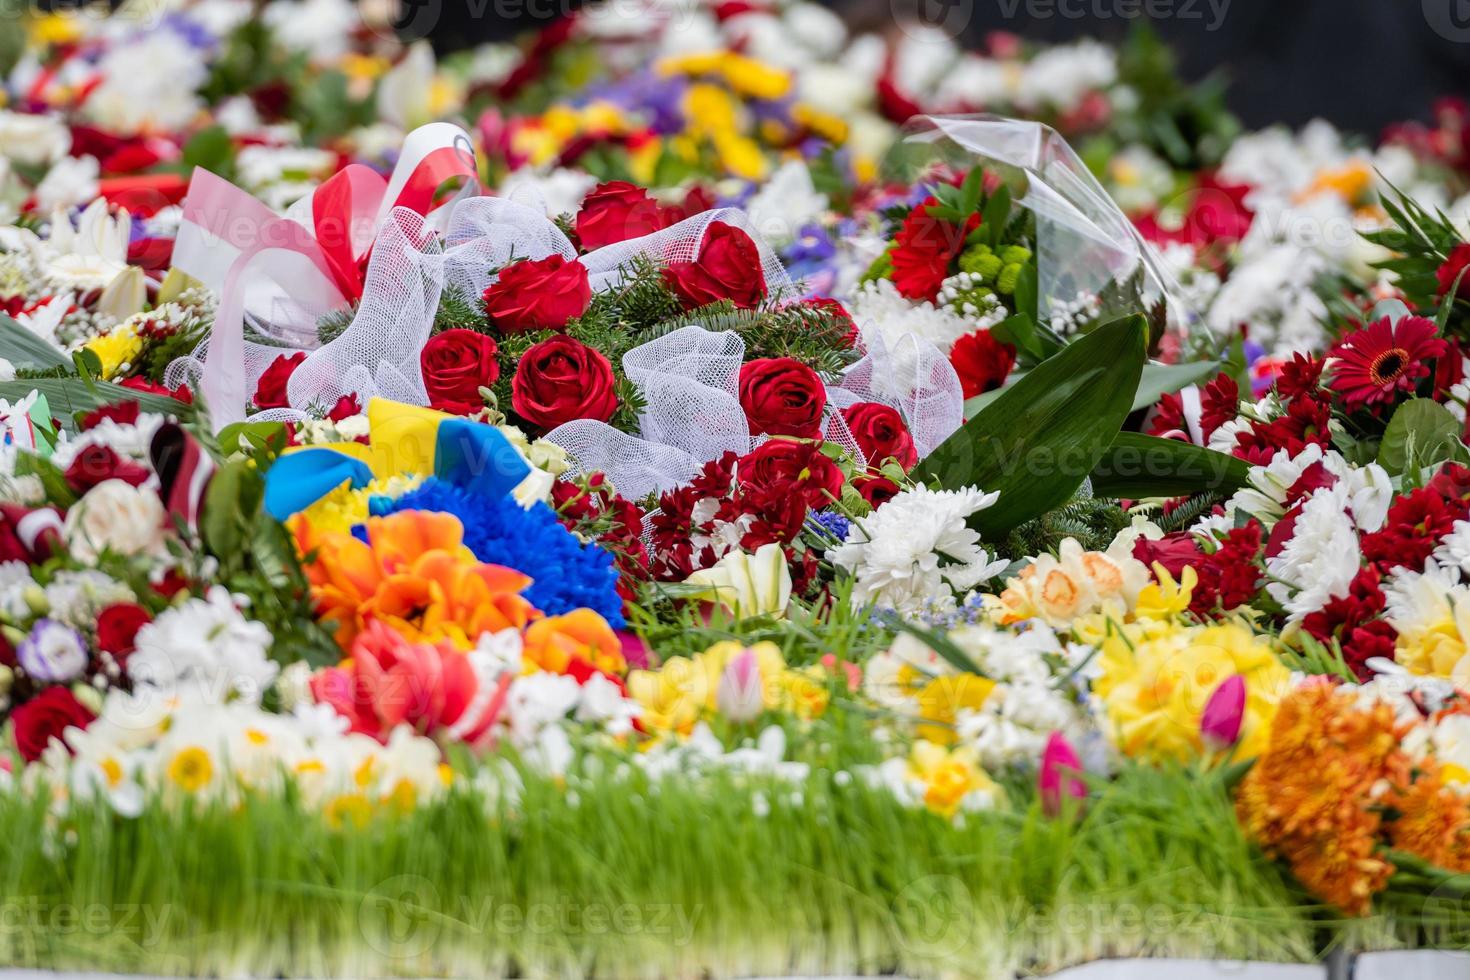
top-left (438, 196), bottom-right (577, 301)
top-left (834, 327), bottom-right (964, 460)
top-left (579, 207), bottom-right (795, 299)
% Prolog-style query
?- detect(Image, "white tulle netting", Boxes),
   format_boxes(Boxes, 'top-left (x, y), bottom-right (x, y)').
top-left (169, 183), bottom-right (962, 499)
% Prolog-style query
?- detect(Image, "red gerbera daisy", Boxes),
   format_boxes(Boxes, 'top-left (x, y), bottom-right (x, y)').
top-left (890, 196), bottom-right (978, 302)
top-left (1326, 315), bottom-right (1447, 411)
top-left (949, 328), bottom-right (1016, 399)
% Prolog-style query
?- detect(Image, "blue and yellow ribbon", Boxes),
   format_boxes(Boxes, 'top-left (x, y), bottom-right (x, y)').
top-left (263, 398), bottom-right (530, 520)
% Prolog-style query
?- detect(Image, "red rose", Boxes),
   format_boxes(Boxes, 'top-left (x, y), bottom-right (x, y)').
top-left (96, 602), bottom-right (151, 672)
top-left (326, 393), bottom-right (361, 422)
top-left (512, 335), bottom-right (618, 432)
top-left (420, 329), bottom-right (500, 415)
top-left (11, 686), bottom-right (95, 762)
top-left (575, 181), bottom-right (670, 250)
top-left (1438, 242), bottom-right (1470, 298)
top-left (738, 357), bottom-right (826, 439)
top-left (63, 445), bottom-right (151, 495)
top-left (482, 254), bottom-right (592, 333)
top-left (853, 473), bottom-right (900, 508)
top-left (253, 352), bottom-right (306, 410)
top-left (802, 297), bottom-right (858, 348)
top-left (737, 439), bottom-right (844, 509)
top-left (663, 221), bottom-right (767, 310)
top-left (949, 329), bottom-right (1016, 399)
top-left (841, 402), bottom-right (918, 469)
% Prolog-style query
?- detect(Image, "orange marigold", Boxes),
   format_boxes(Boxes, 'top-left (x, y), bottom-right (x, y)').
top-left (1235, 679), bottom-right (1408, 915)
top-left (1385, 761), bottom-right (1470, 874)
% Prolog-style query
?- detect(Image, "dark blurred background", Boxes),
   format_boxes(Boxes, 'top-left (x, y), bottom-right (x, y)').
top-left (415, 0), bottom-right (1470, 138)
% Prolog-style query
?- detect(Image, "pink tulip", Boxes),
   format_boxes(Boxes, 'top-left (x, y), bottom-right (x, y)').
top-left (1039, 731), bottom-right (1086, 816)
top-left (717, 649), bottom-right (765, 722)
top-left (616, 629), bottom-right (651, 670)
top-left (1200, 675), bottom-right (1246, 750)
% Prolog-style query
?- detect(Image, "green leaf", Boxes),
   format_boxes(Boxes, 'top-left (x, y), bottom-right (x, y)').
top-left (182, 125), bottom-right (234, 176)
top-left (201, 460), bottom-right (253, 559)
top-left (989, 313), bottom-right (1044, 362)
top-left (0, 378), bottom-right (194, 432)
top-left (1130, 359), bottom-right (1222, 413)
top-left (1089, 432), bottom-right (1249, 499)
top-left (1377, 398), bottom-right (1469, 476)
top-left (0, 315), bottom-right (69, 371)
top-left (912, 315), bottom-right (1148, 537)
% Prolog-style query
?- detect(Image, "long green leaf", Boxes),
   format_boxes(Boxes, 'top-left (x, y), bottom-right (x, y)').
top-left (1089, 431), bottom-right (1250, 499)
top-left (0, 378), bottom-right (194, 431)
top-left (0, 314), bottom-right (68, 371)
top-left (913, 315), bottom-right (1147, 536)
top-left (1130, 359), bottom-right (1222, 412)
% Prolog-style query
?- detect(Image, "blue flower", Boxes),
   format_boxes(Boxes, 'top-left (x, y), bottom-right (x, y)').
top-left (372, 479), bottom-right (625, 628)
top-left (806, 509), bottom-right (851, 543)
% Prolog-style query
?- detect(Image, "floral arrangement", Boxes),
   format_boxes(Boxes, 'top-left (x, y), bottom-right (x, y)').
top-left (2, 0), bottom-right (1470, 976)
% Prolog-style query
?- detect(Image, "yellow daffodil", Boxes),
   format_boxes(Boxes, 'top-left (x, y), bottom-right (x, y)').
top-left (909, 741), bottom-right (1005, 818)
top-left (1134, 563), bottom-right (1198, 621)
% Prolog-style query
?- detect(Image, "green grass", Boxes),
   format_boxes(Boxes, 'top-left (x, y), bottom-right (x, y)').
top-left (0, 759), bottom-right (1321, 977)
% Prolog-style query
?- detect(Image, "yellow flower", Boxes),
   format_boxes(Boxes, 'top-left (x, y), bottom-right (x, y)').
top-left (166, 746), bottom-right (215, 794)
top-left (1094, 621), bottom-right (1289, 762)
top-left (909, 741), bottom-right (1003, 818)
top-left (297, 474), bottom-right (423, 538)
top-left (717, 53), bottom-right (792, 100)
top-left (324, 792), bottom-right (375, 830)
top-left (713, 132), bottom-right (768, 181)
top-left (792, 104), bottom-right (848, 145)
top-left (28, 12), bottom-right (81, 46)
top-left (1134, 563), bottom-right (1197, 621)
top-left (914, 673), bottom-right (996, 745)
top-left (84, 324), bottom-right (144, 380)
top-left (683, 84), bottom-right (741, 137)
top-left (627, 654), bottom-right (719, 735)
top-left (1397, 617), bottom-right (1470, 684)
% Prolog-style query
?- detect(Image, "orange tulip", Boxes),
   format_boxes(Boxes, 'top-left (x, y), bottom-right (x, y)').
top-left (523, 609), bottom-right (625, 676)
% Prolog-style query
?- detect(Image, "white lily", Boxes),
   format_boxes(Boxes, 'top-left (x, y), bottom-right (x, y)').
top-left (684, 542), bottom-right (792, 620)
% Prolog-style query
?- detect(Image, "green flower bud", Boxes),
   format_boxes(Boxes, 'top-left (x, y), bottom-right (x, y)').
top-left (1000, 245), bottom-right (1032, 265)
top-left (997, 263), bottom-right (1023, 295)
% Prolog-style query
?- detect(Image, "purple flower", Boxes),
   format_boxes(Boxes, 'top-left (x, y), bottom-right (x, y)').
top-left (17, 619), bottom-right (88, 683)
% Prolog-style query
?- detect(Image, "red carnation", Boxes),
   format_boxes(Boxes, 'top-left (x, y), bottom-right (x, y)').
top-left (511, 335), bottom-right (618, 432)
top-left (738, 357), bottom-right (826, 439)
top-left (482, 254), bottom-right (592, 333)
top-left (11, 686), bottom-right (95, 763)
top-left (575, 181), bottom-right (670, 250)
top-left (420, 329), bottom-right (499, 415)
top-left (253, 352), bottom-right (306, 410)
top-left (737, 439), bottom-right (844, 509)
top-left (663, 221), bottom-right (767, 310)
top-left (80, 400), bottom-right (140, 431)
top-left (949, 329), bottom-right (1016, 399)
top-left (841, 402), bottom-right (918, 469)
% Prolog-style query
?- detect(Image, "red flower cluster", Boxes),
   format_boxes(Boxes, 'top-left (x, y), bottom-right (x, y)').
top-left (1301, 568), bottom-right (1396, 682)
top-left (650, 440), bottom-right (839, 589)
top-left (1133, 520), bottom-right (1263, 617)
top-left (1360, 469), bottom-right (1470, 574)
top-left (890, 196), bottom-right (979, 302)
top-left (552, 474), bottom-right (649, 605)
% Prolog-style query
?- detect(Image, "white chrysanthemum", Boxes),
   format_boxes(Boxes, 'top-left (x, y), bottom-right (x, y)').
top-left (49, 412), bottom-right (167, 472)
top-left (848, 279), bottom-right (976, 354)
top-left (83, 31), bottom-right (208, 135)
top-left (1434, 521), bottom-right (1470, 580)
top-left (829, 485), bottom-right (1006, 615)
top-left (43, 570), bottom-right (134, 628)
top-left (1264, 483), bottom-right (1362, 621)
top-left (128, 586), bottom-right (278, 704)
